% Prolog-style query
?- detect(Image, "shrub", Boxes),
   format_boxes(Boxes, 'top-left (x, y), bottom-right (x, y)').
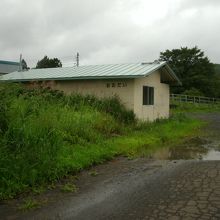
top-left (65, 94), bottom-right (136, 124)
top-left (182, 88), bottom-right (204, 96)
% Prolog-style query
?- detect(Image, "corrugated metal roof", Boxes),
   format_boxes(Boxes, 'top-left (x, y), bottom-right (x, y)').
top-left (0, 61), bottom-right (181, 85)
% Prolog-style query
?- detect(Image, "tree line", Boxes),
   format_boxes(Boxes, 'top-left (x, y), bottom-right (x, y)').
top-left (22, 55), bottom-right (62, 70)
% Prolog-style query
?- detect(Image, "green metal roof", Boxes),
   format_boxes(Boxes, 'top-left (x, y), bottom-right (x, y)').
top-left (0, 61), bottom-right (181, 85)
top-left (0, 60), bottom-right (19, 66)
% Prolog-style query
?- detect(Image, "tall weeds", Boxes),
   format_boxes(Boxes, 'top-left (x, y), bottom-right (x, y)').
top-left (0, 84), bottom-right (134, 199)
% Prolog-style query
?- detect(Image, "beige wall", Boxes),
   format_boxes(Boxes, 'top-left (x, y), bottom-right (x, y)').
top-left (54, 79), bottom-right (135, 110)
top-left (134, 70), bottom-right (170, 121)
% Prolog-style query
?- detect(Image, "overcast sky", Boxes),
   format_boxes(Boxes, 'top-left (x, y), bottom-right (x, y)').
top-left (0, 0), bottom-right (219, 67)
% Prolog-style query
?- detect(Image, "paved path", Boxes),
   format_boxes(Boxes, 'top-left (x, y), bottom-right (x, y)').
top-left (18, 160), bottom-right (220, 220)
top-left (77, 161), bottom-right (220, 220)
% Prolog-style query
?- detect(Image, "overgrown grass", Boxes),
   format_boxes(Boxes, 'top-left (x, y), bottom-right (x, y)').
top-left (0, 83), bottom-right (202, 200)
top-left (171, 101), bottom-right (220, 113)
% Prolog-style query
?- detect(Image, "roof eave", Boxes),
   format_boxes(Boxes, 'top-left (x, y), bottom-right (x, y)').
top-left (144, 62), bottom-right (181, 86)
top-left (0, 75), bottom-right (144, 82)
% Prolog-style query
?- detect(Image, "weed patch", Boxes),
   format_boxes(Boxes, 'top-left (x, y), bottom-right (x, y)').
top-left (18, 198), bottom-right (41, 211)
top-left (61, 184), bottom-right (77, 193)
top-left (89, 171), bottom-right (99, 177)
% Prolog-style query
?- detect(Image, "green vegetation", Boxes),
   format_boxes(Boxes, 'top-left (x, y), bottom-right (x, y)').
top-left (0, 84), bottom-right (202, 200)
top-left (32, 186), bottom-right (45, 195)
top-left (160, 47), bottom-right (220, 98)
top-left (214, 64), bottom-right (220, 75)
top-left (36, 55), bottom-right (62, 68)
top-left (61, 183), bottom-right (77, 193)
top-left (18, 198), bottom-right (41, 211)
top-left (89, 170), bottom-right (99, 177)
top-left (171, 101), bottom-right (220, 113)
top-left (214, 64), bottom-right (220, 97)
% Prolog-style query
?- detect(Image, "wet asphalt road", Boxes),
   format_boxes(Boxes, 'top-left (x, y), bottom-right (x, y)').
top-left (21, 160), bottom-right (220, 220)
top-left (2, 113), bottom-right (220, 220)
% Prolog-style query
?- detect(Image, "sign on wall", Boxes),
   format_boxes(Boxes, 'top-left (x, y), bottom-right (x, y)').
top-left (106, 82), bottom-right (127, 88)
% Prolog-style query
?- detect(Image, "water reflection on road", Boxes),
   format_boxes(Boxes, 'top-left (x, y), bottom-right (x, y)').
top-left (150, 138), bottom-right (220, 161)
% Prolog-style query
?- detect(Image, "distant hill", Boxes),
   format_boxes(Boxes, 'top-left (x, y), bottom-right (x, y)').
top-left (214, 64), bottom-right (220, 75)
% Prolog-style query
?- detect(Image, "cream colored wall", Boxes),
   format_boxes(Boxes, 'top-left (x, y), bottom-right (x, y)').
top-left (54, 79), bottom-right (135, 110)
top-left (134, 71), bottom-right (170, 121)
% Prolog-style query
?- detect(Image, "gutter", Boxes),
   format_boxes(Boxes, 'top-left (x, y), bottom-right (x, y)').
top-left (0, 75), bottom-right (144, 83)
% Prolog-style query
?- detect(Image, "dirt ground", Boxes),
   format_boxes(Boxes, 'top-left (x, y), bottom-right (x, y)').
top-left (1, 113), bottom-right (220, 220)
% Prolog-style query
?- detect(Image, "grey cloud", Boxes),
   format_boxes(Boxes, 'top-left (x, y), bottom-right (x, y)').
top-left (181, 0), bottom-right (220, 9)
top-left (0, 0), bottom-right (219, 66)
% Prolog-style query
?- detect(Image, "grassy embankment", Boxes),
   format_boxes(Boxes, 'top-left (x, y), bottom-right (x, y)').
top-left (0, 84), bottom-right (202, 200)
top-left (170, 101), bottom-right (220, 113)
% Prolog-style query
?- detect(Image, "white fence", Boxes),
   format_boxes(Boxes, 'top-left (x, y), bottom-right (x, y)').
top-left (170, 94), bottom-right (220, 104)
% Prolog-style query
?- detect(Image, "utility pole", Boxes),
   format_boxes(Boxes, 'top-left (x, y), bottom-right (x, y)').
top-left (76, 52), bottom-right (79, 67)
top-left (19, 54), bottom-right (22, 71)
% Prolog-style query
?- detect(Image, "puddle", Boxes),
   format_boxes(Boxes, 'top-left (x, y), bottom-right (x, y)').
top-left (150, 137), bottom-right (220, 161)
top-left (202, 150), bottom-right (220, 160)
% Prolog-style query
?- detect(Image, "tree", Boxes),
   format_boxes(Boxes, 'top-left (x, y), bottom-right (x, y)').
top-left (159, 46), bottom-right (216, 97)
top-left (21, 59), bottom-right (29, 70)
top-left (36, 56), bottom-right (62, 69)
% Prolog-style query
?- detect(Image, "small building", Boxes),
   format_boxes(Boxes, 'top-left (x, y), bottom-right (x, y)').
top-left (0, 61), bottom-right (181, 121)
top-left (0, 60), bottom-right (20, 76)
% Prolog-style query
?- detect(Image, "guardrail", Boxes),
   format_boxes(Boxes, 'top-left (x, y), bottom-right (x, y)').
top-left (170, 94), bottom-right (220, 104)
